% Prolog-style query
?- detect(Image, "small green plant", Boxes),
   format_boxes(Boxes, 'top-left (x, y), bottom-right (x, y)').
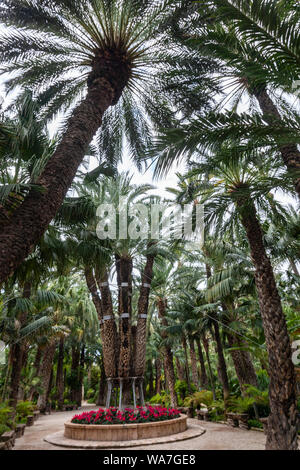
top-left (16, 401), bottom-right (35, 419)
top-left (227, 396), bottom-right (255, 414)
top-left (149, 392), bottom-right (171, 407)
top-left (0, 403), bottom-right (13, 428)
top-left (183, 390), bottom-right (213, 409)
top-left (0, 423), bottom-right (10, 436)
top-left (248, 419), bottom-right (263, 429)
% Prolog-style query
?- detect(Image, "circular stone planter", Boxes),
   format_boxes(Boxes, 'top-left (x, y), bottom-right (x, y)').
top-left (64, 415), bottom-right (187, 442)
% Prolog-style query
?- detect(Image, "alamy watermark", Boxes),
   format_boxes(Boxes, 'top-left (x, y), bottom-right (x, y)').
top-left (96, 199), bottom-right (204, 250)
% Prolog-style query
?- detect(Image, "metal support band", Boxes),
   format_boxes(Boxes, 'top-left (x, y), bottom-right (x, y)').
top-left (121, 282), bottom-right (129, 287)
top-left (139, 314), bottom-right (147, 319)
top-left (103, 315), bottom-right (113, 321)
top-left (120, 313), bottom-right (129, 318)
top-left (99, 282), bottom-right (108, 287)
top-left (143, 283), bottom-right (151, 288)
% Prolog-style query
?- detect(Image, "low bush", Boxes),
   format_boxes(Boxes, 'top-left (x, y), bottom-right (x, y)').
top-left (16, 401), bottom-right (35, 422)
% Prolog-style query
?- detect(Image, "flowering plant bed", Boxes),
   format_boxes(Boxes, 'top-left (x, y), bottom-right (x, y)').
top-left (71, 406), bottom-right (180, 425)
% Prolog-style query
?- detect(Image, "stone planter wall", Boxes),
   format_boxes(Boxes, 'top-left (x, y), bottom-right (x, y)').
top-left (64, 415), bottom-right (187, 442)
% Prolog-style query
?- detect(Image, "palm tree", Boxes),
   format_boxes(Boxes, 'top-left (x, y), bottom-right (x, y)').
top-left (197, 153), bottom-right (297, 449)
top-left (0, 0), bottom-right (184, 284)
top-left (154, 129), bottom-right (298, 448)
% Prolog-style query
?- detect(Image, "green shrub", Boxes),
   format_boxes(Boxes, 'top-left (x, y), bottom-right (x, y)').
top-left (0, 424), bottom-right (10, 436)
top-left (86, 388), bottom-right (96, 400)
top-left (0, 403), bottom-right (13, 427)
top-left (175, 380), bottom-right (196, 400)
top-left (227, 396), bottom-right (255, 414)
top-left (183, 390), bottom-right (213, 409)
top-left (149, 392), bottom-right (171, 407)
top-left (248, 419), bottom-right (263, 429)
top-left (16, 401), bottom-right (35, 419)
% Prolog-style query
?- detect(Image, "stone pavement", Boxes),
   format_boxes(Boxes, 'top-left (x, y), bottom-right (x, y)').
top-left (13, 405), bottom-right (266, 451)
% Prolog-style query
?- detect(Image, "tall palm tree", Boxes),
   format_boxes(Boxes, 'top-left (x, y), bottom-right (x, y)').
top-left (154, 135), bottom-right (298, 448)
top-left (197, 153), bottom-right (297, 449)
top-left (0, 0), bottom-right (183, 284)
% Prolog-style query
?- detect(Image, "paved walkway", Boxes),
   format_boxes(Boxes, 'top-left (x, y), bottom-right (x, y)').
top-left (13, 405), bottom-right (266, 451)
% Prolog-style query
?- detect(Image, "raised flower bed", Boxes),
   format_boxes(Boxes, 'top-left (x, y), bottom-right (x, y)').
top-left (65, 406), bottom-right (187, 442)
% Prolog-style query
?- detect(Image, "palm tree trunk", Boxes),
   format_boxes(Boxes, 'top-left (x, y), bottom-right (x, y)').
top-left (148, 359), bottom-right (154, 398)
top-left (75, 344), bottom-right (85, 406)
top-left (28, 344), bottom-right (43, 401)
top-left (96, 356), bottom-right (106, 406)
top-left (213, 322), bottom-right (230, 405)
top-left (0, 62), bottom-right (130, 285)
top-left (134, 248), bottom-right (155, 377)
top-left (202, 334), bottom-right (216, 400)
top-left (227, 332), bottom-right (258, 390)
top-left (118, 256), bottom-right (132, 379)
top-left (196, 337), bottom-right (209, 388)
top-left (37, 339), bottom-right (57, 411)
top-left (175, 356), bottom-right (186, 381)
top-left (188, 336), bottom-right (199, 388)
top-left (70, 345), bottom-right (80, 404)
top-left (253, 86), bottom-right (300, 198)
top-left (157, 298), bottom-right (178, 407)
top-left (96, 268), bottom-right (118, 379)
top-left (182, 335), bottom-right (191, 392)
top-left (56, 337), bottom-right (64, 410)
top-left (155, 358), bottom-right (162, 395)
top-left (238, 197), bottom-right (298, 450)
top-left (9, 282), bottom-right (31, 412)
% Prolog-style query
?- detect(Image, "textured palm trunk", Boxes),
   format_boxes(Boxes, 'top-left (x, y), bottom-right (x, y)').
top-left (182, 335), bottom-right (191, 392)
top-left (0, 56), bottom-right (131, 284)
top-left (155, 358), bottom-right (162, 395)
top-left (70, 345), bottom-right (80, 404)
top-left (189, 336), bottom-right (199, 388)
top-left (227, 332), bottom-right (258, 390)
top-left (96, 356), bottom-right (106, 406)
top-left (9, 282), bottom-right (31, 412)
top-left (28, 344), bottom-right (43, 401)
top-left (238, 197), bottom-right (298, 450)
top-left (157, 298), bottom-right (178, 407)
top-left (56, 337), bottom-right (64, 410)
top-left (148, 359), bottom-right (154, 398)
top-left (202, 334), bottom-right (216, 400)
top-left (75, 344), bottom-right (85, 406)
top-left (97, 269), bottom-right (119, 379)
top-left (37, 339), bottom-right (57, 411)
top-left (134, 249), bottom-right (155, 377)
top-left (196, 337), bottom-right (209, 388)
top-left (118, 256), bottom-right (133, 379)
top-left (213, 322), bottom-right (230, 405)
top-left (254, 87), bottom-right (300, 198)
top-left (85, 267), bottom-right (117, 378)
top-left (175, 356), bottom-right (186, 381)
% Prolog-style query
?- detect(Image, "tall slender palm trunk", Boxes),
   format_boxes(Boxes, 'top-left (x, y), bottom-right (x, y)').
top-left (96, 356), bottom-right (106, 406)
top-left (56, 337), bottom-right (65, 410)
top-left (157, 298), bottom-right (178, 407)
top-left (155, 358), bottom-right (162, 395)
top-left (134, 249), bottom-right (155, 377)
top-left (238, 197), bottom-right (298, 450)
top-left (227, 332), bottom-right (258, 390)
top-left (0, 57), bottom-right (131, 284)
top-left (37, 339), bottom-right (57, 411)
top-left (202, 334), bottom-right (216, 400)
top-left (9, 282), bottom-right (31, 412)
top-left (175, 356), bottom-right (186, 381)
top-left (213, 322), bottom-right (230, 405)
top-left (189, 336), bottom-right (199, 388)
top-left (253, 86), bottom-right (300, 198)
top-left (182, 335), bottom-right (191, 392)
top-left (196, 337), bottom-right (209, 388)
